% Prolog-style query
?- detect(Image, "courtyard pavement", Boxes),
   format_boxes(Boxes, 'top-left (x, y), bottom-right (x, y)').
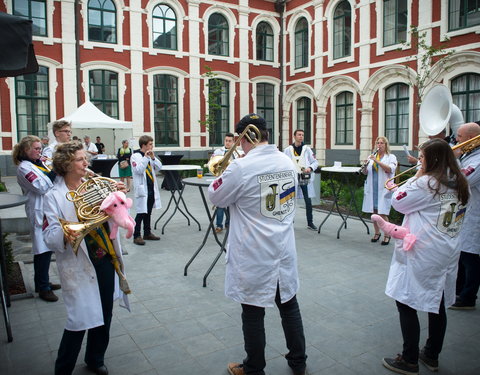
top-left (0, 175), bottom-right (479, 375)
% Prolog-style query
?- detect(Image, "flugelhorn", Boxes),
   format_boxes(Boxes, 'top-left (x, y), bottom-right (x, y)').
top-left (59, 169), bottom-right (131, 294)
top-left (208, 124), bottom-right (261, 176)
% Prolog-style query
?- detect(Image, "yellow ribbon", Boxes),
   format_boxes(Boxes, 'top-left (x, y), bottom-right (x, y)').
top-left (373, 153), bottom-right (380, 172)
top-left (88, 225), bottom-right (115, 256)
top-left (146, 163), bottom-right (154, 181)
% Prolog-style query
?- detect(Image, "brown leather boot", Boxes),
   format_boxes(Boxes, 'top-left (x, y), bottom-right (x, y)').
top-left (143, 233), bottom-right (160, 240)
top-left (39, 290), bottom-right (58, 302)
top-left (133, 236), bottom-right (145, 245)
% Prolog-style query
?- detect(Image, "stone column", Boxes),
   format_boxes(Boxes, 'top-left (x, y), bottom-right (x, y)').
top-left (359, 104), bottom-right (374, 162)
top-left (314, 111), bottom-right (327, 165)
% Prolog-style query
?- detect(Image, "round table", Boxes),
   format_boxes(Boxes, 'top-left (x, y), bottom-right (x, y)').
top-left (0, 193), bottom-right (28, 343)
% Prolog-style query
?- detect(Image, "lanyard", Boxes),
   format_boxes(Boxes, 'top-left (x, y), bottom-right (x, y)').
top-left (146, 163), bottom-right (154, 181)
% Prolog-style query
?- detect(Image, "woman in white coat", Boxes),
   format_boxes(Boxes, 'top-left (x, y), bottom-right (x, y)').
top-left (43, 141), bottom-right (130, 375)
top-left (362, 136), bottom-right (397, 245)
top-left (382, 139), bottom-right (469, 375)
top-left (12, 135), bottom-right (60, 302)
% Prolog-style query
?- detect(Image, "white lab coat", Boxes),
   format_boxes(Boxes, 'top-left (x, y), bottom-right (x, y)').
top-left (212, 146), bottom-right (244, 158)
top-left (16, 160), bottom-right (53, 255)
top-left (43, 179), bottom-right (130, 331)
top-left (385, 175), bottom-right (466, 313)
top-left (208, 144), bottom-right (299, 307)
top-left (283, 145), bottom-right (318, 198)
top-left (131, 151), bottom-right (162, 213)
top-left (362, 153), bottom-right (397, 215)
top-left (42, 140), bottom-right (58, 161)
top-left (458, 147), bottom-right (480, 255)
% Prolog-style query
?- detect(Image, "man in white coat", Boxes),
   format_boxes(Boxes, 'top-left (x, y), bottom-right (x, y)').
top-left (284, 129), bottom-right (318, 230)
top-left (451, 122), bottom-right (480, 309)
top-left (131, 135), bottom-right (162, 245)
top-left (42, 120), bottom-right (72, 161)
top-left (208, 114), bottom-right (307, 375)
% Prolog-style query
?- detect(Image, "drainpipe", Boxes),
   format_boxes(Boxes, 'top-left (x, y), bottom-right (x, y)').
top-left (74, 0), bottom-right (81, 106)
top-left (275, 0), bottom-right (286, 148)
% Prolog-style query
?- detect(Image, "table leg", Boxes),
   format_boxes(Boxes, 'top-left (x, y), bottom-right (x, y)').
top-left (0, 220), bottom-right (13, 342)
top-left (176, 184), bottom-right (201, 231)
top-left (154, 191), bottom-right (175, 230)
top-left (203, 226), bottom-right (228, 287)
top-left (318, 177), bottom-right (345, 234)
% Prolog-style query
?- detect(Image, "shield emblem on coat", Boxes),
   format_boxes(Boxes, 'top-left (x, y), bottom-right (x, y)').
top-left (258, 170), bottom-right (296, 221)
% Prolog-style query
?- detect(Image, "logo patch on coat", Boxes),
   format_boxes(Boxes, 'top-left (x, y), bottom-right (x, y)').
top-left (258, 170), bottom-right (296, 221)
top-left (25, 171), bottom-right (38, 183)
top-left (461, 166), bottom-right (475, 176)
top-left (213, 178), bottom-right (223, 191)
top-left (436, 193), bottom-right (464, 238)
top-left (396, 191), bottom-right (407, 200)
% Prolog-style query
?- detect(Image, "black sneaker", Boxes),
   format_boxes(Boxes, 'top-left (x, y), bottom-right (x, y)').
top-left (419, 348), bottom-right (439, 372)
top-left (449, 300), bottom-right (475, 310)
top-left (307, 223), bottom-right (317, 231)
top-left (382, 354), bottom-right (419, 375)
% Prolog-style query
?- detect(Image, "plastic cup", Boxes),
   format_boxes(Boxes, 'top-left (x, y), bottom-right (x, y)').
top-left (197, 168), bottom-right (203, 178)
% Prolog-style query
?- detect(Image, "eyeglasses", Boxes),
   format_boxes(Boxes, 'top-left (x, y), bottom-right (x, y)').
top-left (32, 147), bottom-right (42, 151)
top-left (58, 130), bottom-right (72, 134)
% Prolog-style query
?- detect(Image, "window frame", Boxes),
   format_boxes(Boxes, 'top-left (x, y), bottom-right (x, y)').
top-left (208, 13), bottom-right (229, 57)
top-left (335, 91), bottom-right (354, 145)
top-left (208, 79), bottom-right (230, 147)
top-left (256, 82), bottom-right (275, 145)
top-left (383, 0), bottom-right (408, 47)
top-left (152, 3), bottom-right (177, 50)
top-left (296, 97), bottom-right (312, 145)
top-left (153, 74), bottom-right (179, 147)
top-left (256, 21), bottom-right (274, 62)
top-left (15, 65), bottom-right (50, 140)
top-left (384, 83), bottom-right (410, 146)
top-left (451, 73), bottom-right (480, 123)
top-left (13, 0), bottom-right (47, 37)
top-left (333, 0), bottom-right (352, 60)
top-left (89, 69), bottom-right (119, 119)
top-left (87, 0), bottom-right (117, 44)
top-left (294, 18), bottom-right (309, 69)
top-left (448, 0), bottom-right (480, 31)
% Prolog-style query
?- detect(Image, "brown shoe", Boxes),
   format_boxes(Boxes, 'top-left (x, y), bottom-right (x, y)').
top-left (50, 283), bottom-right (61, 290)
top-left (215, 227), bottom-right (223, 233)
top-left (133, 236), bottom-right (145, 245)
top-left (39, 290), bottom-right (58, 302)
top-left (227, 363), bottom-right (244, 375)
top-left (144, 233), bottom-right (160, 240)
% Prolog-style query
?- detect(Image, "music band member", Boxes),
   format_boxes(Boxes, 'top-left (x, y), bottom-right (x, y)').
top-left (362, 136), bottom-right (398, 245)
top-left (13, 135), bottom-right (60, 302)
top-left (382, 139), bottom-right (469, 375)
top-left (43, 142), bottom-right (130, 375)
top-left (208, 114), bottom-right (307, 375)
top-left (451, 122), bottom-right (480, 310)
top-left (131, 135), bottom-right (162, 245)
top-left (284, 129), bottom-right (319, 231)
top-left (42, 120), bottom-right (72, 161)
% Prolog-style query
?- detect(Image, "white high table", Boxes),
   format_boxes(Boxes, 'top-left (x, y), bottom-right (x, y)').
top-left (318, 166), bottom-right (370, 239)
top-left (154, 164), bottom-right (202, 234)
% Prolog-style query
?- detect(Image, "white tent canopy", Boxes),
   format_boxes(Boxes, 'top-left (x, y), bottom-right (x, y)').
top-left (50, 101), bottom-right (134, 156)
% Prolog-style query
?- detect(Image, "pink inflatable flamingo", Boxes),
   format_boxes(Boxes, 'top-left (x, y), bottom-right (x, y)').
top-left (371, 214), bottom-right (416, 251)
top-left (100, 191), bottom-right (135, 239)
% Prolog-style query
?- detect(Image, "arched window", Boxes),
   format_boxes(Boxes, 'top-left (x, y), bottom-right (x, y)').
top-left (209, 79), bottom-right (229, 146)
top-left (385, 83), bottom-right (409, 145)
top-left (256, 22), bottom-right (274, 62)
top-left (153, 4), bottom-right (177, 50)
top-left (88, 0), bottom-right (117, 43)
top-left (153, 74), bottom-right (179, 146)
top-left (297, 97), bottom-right (312, 144)
top-left (335, 92), bottom-right (353, 145)
top-left (15, 66), bottom-right (50, 139)
top-left (13, 0), bottom-right (47, 36)
top-left (89, 69), bottom-right (119, 118)
top-left (451, 73), bottom-right (480, 123)
top-left (449, 0), bottom-right (480, 31)
top-left (294, 18), bottom-right (308, 69)
top-left (333, 1), bottom-right (351, 59)
top-left (383, 0), bottom-right (408, 46)
top-left (208, 13), bottom-right (229, 56)
top-left (257, 83), bottom-right (275, 144)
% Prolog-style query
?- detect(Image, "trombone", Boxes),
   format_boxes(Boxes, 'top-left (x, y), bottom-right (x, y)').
top-left (384, 135), bottom-right (480, 191)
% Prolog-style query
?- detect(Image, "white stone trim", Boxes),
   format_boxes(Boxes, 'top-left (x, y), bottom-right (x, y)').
top-left (144, 0), bottom-right (185, 58)
top-left (202, 6), bottom-right (237, 63)
top-left (250, 15), bottom-right (281, 67)
top-left (325, 0), bottom-right (356, 67)
top-left (375, 0), bottom-right (412, 56)
top-left (286, 10), bottom-right (313, 75)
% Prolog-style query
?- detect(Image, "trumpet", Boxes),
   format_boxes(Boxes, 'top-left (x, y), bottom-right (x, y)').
top-left (384, 134), bottom-right (480, 191)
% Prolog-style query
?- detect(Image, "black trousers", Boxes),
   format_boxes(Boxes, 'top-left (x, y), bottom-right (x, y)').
top-left (134, 192), bottom-right (154, 238)
top-left (457, 251), bottom-right (480, 305)
top-left (33, 251), bottom-right (52, 291)
top-left (241, 288), bottom-right (307, 375)
top-left (54, 257), bottom-right (115, 375)
top-left (396, 297), bottom-right (446, 364)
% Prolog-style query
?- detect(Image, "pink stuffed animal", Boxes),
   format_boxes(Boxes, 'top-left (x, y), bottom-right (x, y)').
top-left (371, 214), bottom-right (416, 251)
top-left (100, 191), bottom-right (135, 239)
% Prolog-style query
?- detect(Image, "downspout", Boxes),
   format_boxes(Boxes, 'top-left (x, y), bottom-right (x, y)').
top-left (275, 1), bottom-right (286, 148)
top-left (74, 0), bottom-right (81, 106)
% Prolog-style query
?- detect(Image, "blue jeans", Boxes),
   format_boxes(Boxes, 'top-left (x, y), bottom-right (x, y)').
top-left (300, 184), bottom-right (313, 225)
top-left (34, 251), bottom-right (53, 292)
top-left (215, 207), bottom-right (229, 229)
top-left (240, 288), bottom-right (307, 374)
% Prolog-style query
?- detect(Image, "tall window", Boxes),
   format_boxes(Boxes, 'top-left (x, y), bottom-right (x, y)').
top-left (385, 83), bottom-right (409, 145)
top-left (333, 1), bottom-right (351, 59)
top-left (15, 66), bottom-right (49, 139)
top-left (294, 18), bottom-right (308, 69)
top-left (89, 70), bottom-right (119, 119)
top-left (257, 83), bottom-right (275, 144)
top-left (383, 0), bottom-right (408, 46)
top-left (208, 13), bottom-right (229, 56)
top-left (88, 0), bottom-right (117, 43)
top-left (13, 0), bottom-right (47, 36)
top-left (256, 22), bottom-right (274, 62)
top-left (297, 97), bottom-right (312, 144)
top-left (449, 0), bottom-right (480, 30)
top-left (153, 74), bottom-right (178, 146)
top-left (335, 92), bottom-right (353, 145)
top-left (451, 73), bottom-right (480, 123)
top-left (209, 79), bottom-right (229, 146)
top-left (153, 4), bottom-right (177, 50)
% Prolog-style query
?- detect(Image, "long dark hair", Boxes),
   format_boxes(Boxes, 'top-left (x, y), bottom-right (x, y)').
top-left (419, 139), bottom-right (469, 205)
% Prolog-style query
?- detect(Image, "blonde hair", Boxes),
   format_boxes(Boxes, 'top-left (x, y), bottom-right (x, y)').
top-left (375, 136), bottom-right (391, 154)
top-left (12, 135), bottom-right (41, 165)
top-left (52, 141), bottom-right (84, 176)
